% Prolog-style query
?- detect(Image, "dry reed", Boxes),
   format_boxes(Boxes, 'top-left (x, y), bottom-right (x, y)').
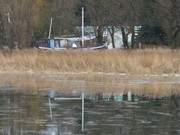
top-left (0, 49), bottom-right (180, 74)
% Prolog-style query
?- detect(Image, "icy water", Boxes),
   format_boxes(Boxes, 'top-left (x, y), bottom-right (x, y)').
top-left (0, 89), bottom-right (180, 135)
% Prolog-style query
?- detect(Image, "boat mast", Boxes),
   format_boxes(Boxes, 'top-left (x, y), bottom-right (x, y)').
top-left (81, 7), bottom-right (85, 47)
top-left (48, 17), bottom-right (53, 39)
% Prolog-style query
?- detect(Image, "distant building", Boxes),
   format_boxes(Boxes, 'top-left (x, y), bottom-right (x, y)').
top-left (76, 26), bottom-right (140, 49)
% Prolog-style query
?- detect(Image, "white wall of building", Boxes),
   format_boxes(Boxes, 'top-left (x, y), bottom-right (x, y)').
top-left (107, 30), bottom-right (132, 49)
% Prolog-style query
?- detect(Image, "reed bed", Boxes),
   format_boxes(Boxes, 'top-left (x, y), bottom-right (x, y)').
top-left (0, 49), bottom-right (180, 74)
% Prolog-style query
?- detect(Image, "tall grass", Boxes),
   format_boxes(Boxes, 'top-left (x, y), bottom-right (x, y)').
top-left (1, 49), bottom-right (180, 74)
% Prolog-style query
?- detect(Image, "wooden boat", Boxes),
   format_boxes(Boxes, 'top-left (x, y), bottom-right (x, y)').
top-left (37, 38), bottom-right (107, 51)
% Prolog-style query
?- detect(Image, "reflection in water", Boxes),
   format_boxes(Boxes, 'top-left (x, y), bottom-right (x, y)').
top-left (0, 90), bottom-right (180, 135)
top-left (2, 73), bottom-right (180, 97)
top-left (50, 92), bottom-right (85, 132)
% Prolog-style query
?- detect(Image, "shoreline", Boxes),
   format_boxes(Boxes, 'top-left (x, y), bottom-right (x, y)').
top-left (0, 71), bottom-right (180, 97)
top-left (1, 70), bottom-right (180, 77)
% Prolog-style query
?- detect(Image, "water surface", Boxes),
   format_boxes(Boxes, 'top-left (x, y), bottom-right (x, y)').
top-left (0, 89), bottom-right (179, 135)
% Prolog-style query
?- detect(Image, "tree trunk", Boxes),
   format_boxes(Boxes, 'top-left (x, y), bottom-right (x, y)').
top-left (169, 0), bottom-right (180, 48)
top-left (121, 26), bottom-right (128, 49)
top-left (175, 29), bottom-right (180, 47)
top-left (108, 26), bottom-right (115, 48)
top-left (131, 26), bottom-right (135, 48)
top-left (96, 26), bottom-right (103, 45)
top-left (111, 33), bottom-right (115, 48)
top-left (171, 28), bottom-right (180, 48)
top-left (7, 24), bottom-right (15, 49)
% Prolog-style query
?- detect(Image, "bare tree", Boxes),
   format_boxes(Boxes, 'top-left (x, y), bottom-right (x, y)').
top-left (86, 0), bottom-right (108, 45)
top-left (0, 0), bottom-right (38, 48)
top-left (153, 0), bottom-right (180, 47)
top-left (86, 0), bottom-right (142, 48)
top-left (49, 0), bottom-right (79, 36)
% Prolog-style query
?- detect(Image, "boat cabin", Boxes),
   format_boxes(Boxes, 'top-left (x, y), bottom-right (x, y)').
top-left (36, 38), bottom-right (80, 49)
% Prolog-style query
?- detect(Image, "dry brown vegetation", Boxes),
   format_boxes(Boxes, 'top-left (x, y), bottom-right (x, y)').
top-left (0, 49), bottom-right (180, 75)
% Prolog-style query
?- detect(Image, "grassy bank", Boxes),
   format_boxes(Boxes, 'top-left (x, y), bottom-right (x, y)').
top-left (1, 49), bottom-right (180, 75)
